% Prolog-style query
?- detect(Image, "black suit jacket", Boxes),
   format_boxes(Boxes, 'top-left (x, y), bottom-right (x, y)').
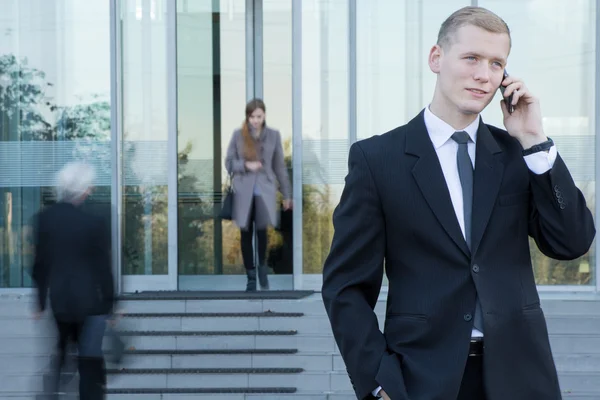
top-left (322, 111), bottom-right (595, 400)
top-left (32, 201), bottom-right (114, 322)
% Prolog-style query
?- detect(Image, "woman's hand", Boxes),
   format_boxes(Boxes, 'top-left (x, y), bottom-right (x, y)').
top-left (245, 161), bottom-right (263, 172)
top-left (283, 199), bottom-right (293, 210)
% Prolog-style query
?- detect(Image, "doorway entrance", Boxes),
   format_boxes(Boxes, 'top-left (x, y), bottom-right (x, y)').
top-left (120, 0), bottom-right (294, 292)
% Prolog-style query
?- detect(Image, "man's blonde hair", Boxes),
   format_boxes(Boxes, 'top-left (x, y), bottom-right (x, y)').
top-left (437, 6), bottom-right (511, 49)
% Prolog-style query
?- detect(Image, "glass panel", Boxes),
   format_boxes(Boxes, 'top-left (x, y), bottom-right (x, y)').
top-left (263, 0), bottom-right (294, 284)
top-left (121, 0), bottom-right (169, 275)
top-left (479, 0), bottom-right (596, 285)
top-left (357, 1), bottom-right (470, 140)
top-left (0, 0), bottom-right (111, 287)
top-left (301, 0), bottom-right (349, 274)
top-left (176, 0), bottom-right (246, 289)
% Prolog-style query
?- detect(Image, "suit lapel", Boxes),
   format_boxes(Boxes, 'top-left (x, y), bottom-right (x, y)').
top-left (471, 120), bottom-right (504, 256)
top-left (407, 111), bottom-right (471, 258)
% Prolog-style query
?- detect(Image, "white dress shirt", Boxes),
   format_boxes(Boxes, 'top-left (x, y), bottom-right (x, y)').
top-left (372, 107), bottom-right (557, 398)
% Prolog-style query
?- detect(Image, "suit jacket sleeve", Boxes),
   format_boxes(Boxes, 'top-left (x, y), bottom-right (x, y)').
top-left (225, 130), bottom-right (246, 175)
top-left (322, 142), bottom-right (406, 400)
top-left (528, 154), bottom-right (595, 259)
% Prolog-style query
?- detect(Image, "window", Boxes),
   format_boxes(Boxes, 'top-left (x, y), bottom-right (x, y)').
top-left (0, 0), bottom-right (111, 287)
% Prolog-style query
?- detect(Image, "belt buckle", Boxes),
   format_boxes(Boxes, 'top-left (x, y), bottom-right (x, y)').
top-left (468, 338), bottom-right (484, 357)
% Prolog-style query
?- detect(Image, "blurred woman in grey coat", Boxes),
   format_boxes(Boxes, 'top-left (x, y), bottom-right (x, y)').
top-left (225, 98), bottom-right (292, 291)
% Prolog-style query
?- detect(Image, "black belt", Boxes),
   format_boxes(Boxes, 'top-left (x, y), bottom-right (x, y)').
top-left (469, 337), bottom-right (484, 356)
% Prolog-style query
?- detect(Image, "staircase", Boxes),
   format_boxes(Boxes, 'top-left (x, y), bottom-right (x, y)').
top-left (0, 292), bottom-right (600, 399)
top-left (106, 291), bottom-right (316, 397)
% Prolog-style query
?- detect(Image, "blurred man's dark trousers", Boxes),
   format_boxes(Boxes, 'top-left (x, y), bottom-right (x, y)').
top-left (50, 316), bottom-right (107, 400)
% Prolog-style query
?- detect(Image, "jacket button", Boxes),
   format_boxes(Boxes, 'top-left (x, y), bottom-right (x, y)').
top-left (472, 265), bottom-right (480, 273)
top-left (554, 185), bottom-right (560, 193)
top-left (464, 314), bottom-right (473, 321)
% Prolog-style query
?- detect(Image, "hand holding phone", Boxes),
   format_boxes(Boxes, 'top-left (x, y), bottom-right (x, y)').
top-left (499, 70), bottom-right (514, 114)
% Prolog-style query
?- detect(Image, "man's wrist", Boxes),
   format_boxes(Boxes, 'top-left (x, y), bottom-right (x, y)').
top-left (518, 134), bottom-right (548, 151)
top-left (522, 137), bottom-right (554, 156)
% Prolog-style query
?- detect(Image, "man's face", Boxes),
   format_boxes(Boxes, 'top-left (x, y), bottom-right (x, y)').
top-left (430, 24), bottom-right (510, 116)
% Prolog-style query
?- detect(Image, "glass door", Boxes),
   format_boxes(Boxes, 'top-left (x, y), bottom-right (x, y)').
top-left (119, 0), bottom-right (294, 292)
top-left (175, 0), bottom-right (293, 290)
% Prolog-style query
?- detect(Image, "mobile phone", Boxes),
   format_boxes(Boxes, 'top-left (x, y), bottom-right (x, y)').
top-left (499, 70), bottom-right (514, 114)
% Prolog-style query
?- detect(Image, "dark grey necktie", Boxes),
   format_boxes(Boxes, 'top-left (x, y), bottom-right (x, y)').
top-left (451, 131), bottom-right (484, 332)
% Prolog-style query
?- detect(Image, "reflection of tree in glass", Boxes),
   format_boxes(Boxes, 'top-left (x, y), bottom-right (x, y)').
top-left (0, 53), bottom-right (113, 285)
top-left (177, 140), bottom-right (214, 275)
top-left (0, 54), bottom-right (53, 141)
top-left (284, 137), bottom-right (335, 274)
top-left (0, 55), bottom-right (111, 142)
top-left (531, 179), bottom-right (595, 285)
top-left (121, 131), bottom-right (168, 276)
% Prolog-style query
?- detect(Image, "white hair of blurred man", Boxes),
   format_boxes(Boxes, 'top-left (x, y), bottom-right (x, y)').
top-left (56, 162), bottom-right (96, 204)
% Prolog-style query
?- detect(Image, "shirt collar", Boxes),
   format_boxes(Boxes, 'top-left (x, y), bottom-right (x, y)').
top-left (423, 106), bottom-right (480, 149)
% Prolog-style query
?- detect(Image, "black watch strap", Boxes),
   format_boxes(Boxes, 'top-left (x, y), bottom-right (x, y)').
top-left (522, 137), bottom-right (554, 156)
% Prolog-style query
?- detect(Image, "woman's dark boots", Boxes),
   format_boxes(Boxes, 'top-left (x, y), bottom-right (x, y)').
top-left (258, 264), bottom-right (270, 290)
top-left (246, 268), bottom-right (257, 292)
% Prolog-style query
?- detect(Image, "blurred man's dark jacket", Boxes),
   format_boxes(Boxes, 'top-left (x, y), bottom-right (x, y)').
top-left (32, 201), bottom-right (114, 322)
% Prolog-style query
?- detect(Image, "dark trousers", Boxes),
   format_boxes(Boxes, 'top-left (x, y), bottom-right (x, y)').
top-left (52, 318), bottom-right (106, 400)
top-left (241, 197), bottom-right (268, 270)
top-left (457, 355), bottom-right (486, 400)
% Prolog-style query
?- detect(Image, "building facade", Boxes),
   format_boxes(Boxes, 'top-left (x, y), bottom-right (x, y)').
top-left (0, 0), bottom-right (597, 293)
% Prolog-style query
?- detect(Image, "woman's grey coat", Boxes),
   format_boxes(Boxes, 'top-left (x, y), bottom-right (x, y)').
top-left (225, 126), bottom-right (291, 230)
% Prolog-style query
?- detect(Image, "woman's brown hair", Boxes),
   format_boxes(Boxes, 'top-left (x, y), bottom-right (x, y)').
top-left (241, 98), bottom-right (266, 161)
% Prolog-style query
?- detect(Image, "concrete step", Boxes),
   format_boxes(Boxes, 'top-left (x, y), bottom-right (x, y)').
top-left (102, 391), bottom-right (600, 400)
top-left (8, 312), bottom-right (600, 337)
top-left (118, 333), bottom-right (335, 353)
top-left (119, 299), bottom-right (327, 315)
top-left (1, 391), bottom-right (599, 400)
top-left (0, 392), bottom-right (361, 400)
top-left (546, 315), bottom-right (600, 335)
top-left (104, 392), bottom-right (600, 400)
top-left (117, 316), bottom-right (329, 335)
top-left (3, 294), bottom-right (600, 316)
top-left (0, 355), bottom-right (53, 373)
top-left (107, 371), bottom-right (339, 392)
top-left (4, 350), bottom-right (598, 375)
top-left (550, 334), bottom-right (600, 354)
top-left (107, 367), bottom-right (305, 390)
top-left (3, 384), bottom-right (600, 399)
top-left (327, 352), bottom-right (600, 373)
top-left (109, 313), bottom-right (600, 336)
top-left (0, 296), bottom-right (327, 317)
top-left (540, 299), bottom-right (600, 316)
top-left (102, 370), bottom-right (600, 394)
top-left (559, 372), bottom-right (600, 393)
top-left (114, 352), bottom-right (333, 371)
top-left (554, 354), bottom-right (600, 372)
top-left (1, 332), bottom-right (598, 357)
top-left (0, 371), bottom-right (341, 393)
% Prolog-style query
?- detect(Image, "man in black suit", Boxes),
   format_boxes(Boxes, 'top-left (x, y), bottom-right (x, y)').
top-left (322, 6), bottom-right (595, 400)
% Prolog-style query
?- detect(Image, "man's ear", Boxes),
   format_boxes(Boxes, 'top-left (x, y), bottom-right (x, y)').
top-left (429, 44), bottom-right (442, 73)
